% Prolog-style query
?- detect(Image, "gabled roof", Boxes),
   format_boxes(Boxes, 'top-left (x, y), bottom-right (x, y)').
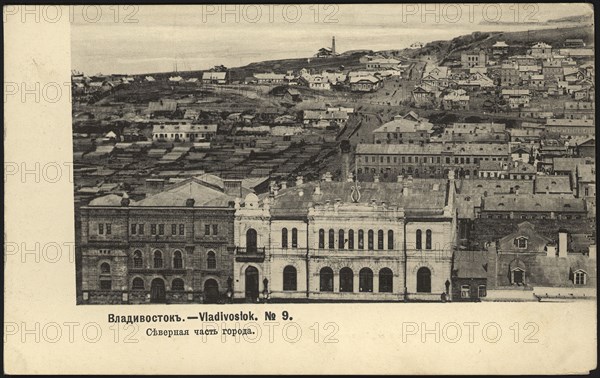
top-left (133, 178), bottom-right (236, 207)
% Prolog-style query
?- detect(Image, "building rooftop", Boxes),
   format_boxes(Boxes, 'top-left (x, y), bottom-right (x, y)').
top-left (356, 143), bottom-right (508, 156)
top-left (268, 180), bottom-right (449, 218)
top-left (482, 194), bottom-right (586, 213)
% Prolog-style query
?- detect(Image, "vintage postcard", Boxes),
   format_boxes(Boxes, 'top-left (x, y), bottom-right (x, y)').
top-left (4, 3), bottom-right (596, 374)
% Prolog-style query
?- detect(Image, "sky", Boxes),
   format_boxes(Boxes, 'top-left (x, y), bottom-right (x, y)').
top-left (70, 3), bottom-right (594, 75)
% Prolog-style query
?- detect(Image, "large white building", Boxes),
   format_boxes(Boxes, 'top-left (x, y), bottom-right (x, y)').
top-left (231, 173), bottom-right (458, 302)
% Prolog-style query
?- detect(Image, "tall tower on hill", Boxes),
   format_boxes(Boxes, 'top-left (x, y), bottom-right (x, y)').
top-left (332, 36), bottom-right (336, 55)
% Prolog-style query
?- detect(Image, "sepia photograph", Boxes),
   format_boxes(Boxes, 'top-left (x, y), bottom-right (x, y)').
top-left (70, 3), bottom-right (596, 306)
top-left (4, 2), bottom-right (597, 374)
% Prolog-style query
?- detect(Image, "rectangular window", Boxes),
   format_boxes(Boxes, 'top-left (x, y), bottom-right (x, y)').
top-left (171, 224), bottom-right (177, 235)
top-left (131, 224), bottom-right (137, 235)
top-left (138, 224), bottom-right (144, 235)
top-left (106, 224), bottom-right (111, 235)
top-left (179, 224), bottom-right (185, 235)
top-left (151, 224), bottom-right (157, 235)
top-left (387, 157), bottom-right (390, 163)
top-left (478, 285), bottom-right (487, 297)
top-left (212, 224), bottom-right (218, 235)
top-left (205, 224), bottom-right (211, 235)
top-left (158, 224), bottom-right (164, 235)
top-left (99, 223), bottom-right (104, 235)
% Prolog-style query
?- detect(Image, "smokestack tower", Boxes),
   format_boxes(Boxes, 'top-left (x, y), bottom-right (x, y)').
top-left (332, 36), bottom-right (336, 55)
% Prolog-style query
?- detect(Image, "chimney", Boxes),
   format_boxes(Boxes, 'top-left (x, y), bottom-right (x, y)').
top-left (273, 186), bottom-right (279, 196)
top-left (223, 179), bottom-right (243, 198)
top-left (546, 243), bottom-right (557, 257)
top-left (269, 180), bottom-right (277, 194)
top-left (397, 175), bottom-right (404, 183)
top-left (120, 192), bottom-right (130, 207)
top-left (323, 172), bottom-right (333, 182)
top-left (558, 229), bottom-right (568, 257)
top-left (145, 178), bottom-right (165, 195)
top-left (296, 176), bottom-right (303, 186)
top-left (589, 245), bottom-right (596, 259)
top-left (280, 181), bottom-right (287, 190)
top-left (332, 36), bottom-right (336, 55)
top-left (315, 183), bottom-right (321, 195)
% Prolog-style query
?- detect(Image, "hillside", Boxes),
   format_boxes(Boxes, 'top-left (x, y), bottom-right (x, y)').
top-left (403, 25), bottom-right (594, 64)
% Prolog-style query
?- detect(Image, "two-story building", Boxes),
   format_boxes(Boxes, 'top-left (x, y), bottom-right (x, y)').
top-left (231, 174), bottom-right (458, 302)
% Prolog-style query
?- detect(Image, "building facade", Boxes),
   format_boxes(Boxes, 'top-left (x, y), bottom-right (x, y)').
top-left (79, 178), bottom-right (237, 304)
top-left (231, 175), bottom-right (458, 302)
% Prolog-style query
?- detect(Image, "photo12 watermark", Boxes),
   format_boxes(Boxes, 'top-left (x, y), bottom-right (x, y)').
top-left (4, 5), bottom-right (139, 24)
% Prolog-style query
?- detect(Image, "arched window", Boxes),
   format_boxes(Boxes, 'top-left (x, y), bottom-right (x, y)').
top-left (320, 267), bottom-right (334, 292)
top-left (426, 230), bottom-right (432, 250)
top-left (172, 278), bottom-right (184, 291)
top-left (359, 268), bottom-right (373, 292)
top-left (132, 277), bottom-right (144, 290)
top-left (348, 230), bottom-right (355, 249)
top-left (283, 266), bottom-right (297, 291)
top-left (368, 230), bottom-right (374, 250)
top-left (328, 229), bottom-right (335, 249)
top-left (338, 229), bottom-right (345, 249)
top-left (574, 270), bottom-right (587, 285)
top-left (387, 230), bottom-right (394, 250)
top-left (377, 230), bottom-right (384, 250)
top-left (318, 229), bottom-right (325, 249)
top-left (100, 262), bottom-right (111, 274)
top-left (281, 228), bottom-right (288, 248)
top-left (133, 250), bottom-right (143, 268)
top-left (207, 251), bottom-right (216, 269)
top-left (173, 250), bottom-right (183, 269)
top-left (153, 250), bottom-right (163, 268)
top-left (379, 268), bottom-right (393, 293)
top-left (340, 268), bottom-right (354, 292)
top-left (291, 228), bottom-right (298, 248)
top-left (358, 230), bottom-right (364, 249)
top-left (416, 267), bottom-right (431, 293)
top-left (416, 230), bottom-right (422, 250)
top-left (246, 228), bottom-right (257, 253)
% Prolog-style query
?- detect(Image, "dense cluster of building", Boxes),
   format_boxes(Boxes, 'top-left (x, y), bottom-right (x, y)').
top-left (75, 35), bottom-right (595, 305)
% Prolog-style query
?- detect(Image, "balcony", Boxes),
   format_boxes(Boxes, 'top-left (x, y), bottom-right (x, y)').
top-left (235, 247), bottom-right (265, 262)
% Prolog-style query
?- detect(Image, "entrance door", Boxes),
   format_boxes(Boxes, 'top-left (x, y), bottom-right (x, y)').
top-left (245, 266), bottom-right (259, 301)
top-left (150, 278), bottom-right (166, 303)
top-left (203, 279), bottom-right (219, 304)
top-left (416, 267), bottom-right (431, 293)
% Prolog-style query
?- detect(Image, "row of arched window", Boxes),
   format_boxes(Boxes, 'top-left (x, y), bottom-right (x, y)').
top-left (131, 277), bottom-right (184, 291)
top-left (281, 228), bottom-right (298, 248)
top-left (281, 266), bottom-right (394, 292)
top-left (131, 250), bottom-right (216, 270)
top-left (318, 229), bottom-right (394, 250)
top-left (320, 267), bottom-right (394, 293)
top-left (415, 229), bottom-right (433, 250)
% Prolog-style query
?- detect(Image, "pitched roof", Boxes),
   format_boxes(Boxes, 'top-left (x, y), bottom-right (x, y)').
top-left (268, 180), bottom-right (448, 218)
top-left (482, 194), bottom-right (586, 213)
top-left (453, 250), bottom-right (488, 278)
top-left (534, 176), bottom-right (572, 194)
top-left (356, 143), bottom-right (508, 156)
top-left (133, 178), bottom-right (235, 207)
